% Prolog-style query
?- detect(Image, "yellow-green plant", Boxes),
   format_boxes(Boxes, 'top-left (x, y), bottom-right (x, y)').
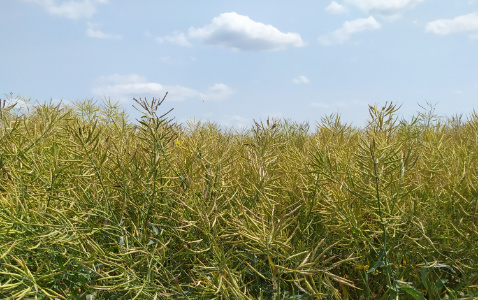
top-left (0, 96), bottom-right (476, 299)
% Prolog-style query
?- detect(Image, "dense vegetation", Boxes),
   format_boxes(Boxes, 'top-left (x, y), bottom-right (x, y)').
top-left (0, 96), bottom-right (477, 299)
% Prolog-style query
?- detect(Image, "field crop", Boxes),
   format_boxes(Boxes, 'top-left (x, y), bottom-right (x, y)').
top-left (0, 95), bottom-right (477, 299)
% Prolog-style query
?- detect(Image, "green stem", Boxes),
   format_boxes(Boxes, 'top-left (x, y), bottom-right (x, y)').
top-left (370, 144), bottom-right (393, 290)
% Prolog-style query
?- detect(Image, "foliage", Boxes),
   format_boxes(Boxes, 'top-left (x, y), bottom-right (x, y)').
top-left (0, 96), bottom-right (477, 299)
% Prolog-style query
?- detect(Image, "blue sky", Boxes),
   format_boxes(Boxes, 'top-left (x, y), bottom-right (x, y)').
top-left (2, 0), bottom-right (478, 128)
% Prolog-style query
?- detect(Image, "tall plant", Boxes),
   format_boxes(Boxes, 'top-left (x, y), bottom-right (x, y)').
top-left (311, 103), bottom-right (423, 299)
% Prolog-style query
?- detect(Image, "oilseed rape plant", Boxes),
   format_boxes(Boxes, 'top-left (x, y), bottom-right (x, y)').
top-left (0, 95), bottom-right (477, 299)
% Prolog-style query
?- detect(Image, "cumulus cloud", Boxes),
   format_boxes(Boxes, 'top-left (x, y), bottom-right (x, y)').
top-left (319, 16), bottom-right (381, 45)
top-left (292, 75), bottom-right (310, 84)
top-left (325, 1), bottom-right (348, 14)
top-left (92, 74), bottom-right (234, 103)
top-left (86, 22), bottom-right (122, 39)
top-left (23, 0), bottom-right (107, 20)
top-left (425, 13), bottom-right (478, 38)
top-left (189, 12), bottom-right (305, 51)
top-left (344, 0), bottom-right (425, 16)
top-left (158, 12), bottom-right (305, 51)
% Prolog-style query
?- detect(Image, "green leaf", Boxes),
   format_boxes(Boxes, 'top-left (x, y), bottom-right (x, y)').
top-left (400, 285), bottom-right (426, 300)
top-left (420, 267), bottom-right (428, 290)
top-left (367, 248), bottom-right (385, 274)
top-left (433, 278), bottom-right (448, 292)
top-left (151, 224), bottom-right (160, 235)
top-left (396, 280), bottom-right (426, 300)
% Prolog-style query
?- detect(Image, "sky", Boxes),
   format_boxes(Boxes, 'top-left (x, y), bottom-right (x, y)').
top-left (1, 0), bottom-right (478, 128)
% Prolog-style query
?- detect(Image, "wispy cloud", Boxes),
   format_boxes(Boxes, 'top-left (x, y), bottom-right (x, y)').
top-left (310, 99), bottom-right (368, 109)
top-left (319, 16), bottom-right (381, 45)
top-left (344, 0), bottom-right (425, 17)
top-left (325, 1), bottom-right (347, 14)
top-left (156, 31), bottom-right (191, 47)
top-left (204, 83), bottom-right (236, 100)
top-left (158, 56), bottom-right (197, 65)
top-left (310, 102), bottom-right (330, 109)
top-left (92, 74), bottom-right (235, 103)
top-left (292, 75), bottom-right (310, 84)
top-left (23, 0), bottom-right (107, 20)
top-left (219, 115), bottom-right (251, 129)
top-left (426, 13), bottom-right (478, 38)
top-left (86, 22), bottom-right (122, 39)
top-left (157, 12), bottom-right (305, 51)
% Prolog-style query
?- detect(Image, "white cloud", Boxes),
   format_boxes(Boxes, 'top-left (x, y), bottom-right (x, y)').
top-left (335, 99), bottom-right (368, 107)
top-left (86, 22), bottom-right (122, 39)
top-left (23, 0), bottom-right (107, 20)
top-left (325, 1), bottom-right (347, 14)
top-left (344, 0), bottom-right (425, 16)
top-left (425, 13), bottom-right (478, 38)
top-left (92, 74), bottom-right (234, 103)
top-left (292, 75), bottom-right (310, 84)
top-left (96, 73), bottom-right (146, 85)
top-left (310, 99), bottom-right (368, 109)
top-left (219, 115), bottom-right (250, 129)
top-left (319, 16), bottom-right (381, 45)
top-left (158, 56), bottom-right (197, 65)
top-left (156, 31), bottom-right (191, 47)
top-left (204, 83), bottom-right (235, 100)
top-left (162, 12), bottom-right (304, 51)
top-left (310, 102), bottom-right (330, 109)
